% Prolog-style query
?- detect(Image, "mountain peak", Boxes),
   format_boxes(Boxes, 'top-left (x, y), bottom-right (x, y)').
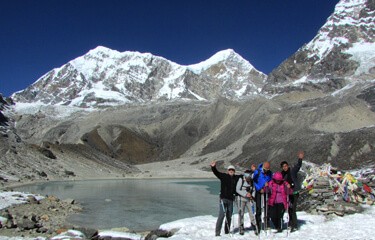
top-left (202, 49), bottom-right (243, 63)
top-left (211, 48), bottom-right (237, 59)
top-left (88, 45), bottom-right (113, 53)
top-left (187, 49), bottom-right (256, 74)
top-left (207, 49), bottom-right (247, 64)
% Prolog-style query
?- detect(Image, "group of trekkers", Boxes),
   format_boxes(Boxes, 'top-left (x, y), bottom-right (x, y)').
top-left (210, 151), bottom-right (304, 237)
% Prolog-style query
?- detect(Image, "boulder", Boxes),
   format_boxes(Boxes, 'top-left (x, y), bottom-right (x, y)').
top-left (16, 218), bottom-right (36, 230)
top-left (62, 198), bottom-right (76, 205)
top-left (145, 229), bottom-right (174, 240)
top-left (74, 227), bottom-right (99, 239)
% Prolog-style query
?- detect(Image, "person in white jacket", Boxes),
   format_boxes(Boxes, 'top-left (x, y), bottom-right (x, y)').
top-left (236, 169), bottom-right (257, 235)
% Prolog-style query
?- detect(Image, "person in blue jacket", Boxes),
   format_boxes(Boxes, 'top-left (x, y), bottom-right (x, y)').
top-left (252, 161), bottom-right (273, 233)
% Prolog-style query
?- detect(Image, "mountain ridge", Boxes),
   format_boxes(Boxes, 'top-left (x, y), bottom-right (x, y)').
top-left (12, 47), bottom-right (266, 108)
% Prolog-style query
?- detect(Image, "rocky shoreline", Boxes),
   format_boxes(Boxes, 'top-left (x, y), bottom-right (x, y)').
top-left (0, 190), bottom-right (146, 240)
top-left (0, 175), bottom-right (207, 240)
top-left (0, 192), bottom-right (86, 239)
top-left (0, 189), bottom-right (177, 240)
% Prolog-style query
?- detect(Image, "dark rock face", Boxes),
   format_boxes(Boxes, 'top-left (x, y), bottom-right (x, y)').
top-left (309, 49), bottom-right (359, 79)
top-left (0, 112), bottom-right (8, 128)
top-left (38, 147), bottom-right (57, 159)
top-left (81, 126), bottom-right (161, 164)
top-left (357, 85), bottom-right (375, 112)
top-left (0, 95), bottom-right (11, 128)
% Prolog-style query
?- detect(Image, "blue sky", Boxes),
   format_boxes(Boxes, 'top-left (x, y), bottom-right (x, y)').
top-left (0, 0), bottom-right (339, 97)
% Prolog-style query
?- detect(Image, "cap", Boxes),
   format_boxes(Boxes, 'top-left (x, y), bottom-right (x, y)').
top-left (227, 165), bottom-right (236, 171)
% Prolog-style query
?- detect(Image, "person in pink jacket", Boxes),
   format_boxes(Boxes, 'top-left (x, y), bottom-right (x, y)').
top-left (266, 172), bottom-right (292, 232)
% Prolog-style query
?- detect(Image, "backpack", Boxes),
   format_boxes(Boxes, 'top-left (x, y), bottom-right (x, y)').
top-left (235, 175), bottom-right (255, 196)
top-left (234, 174), bottom-right (244, 196)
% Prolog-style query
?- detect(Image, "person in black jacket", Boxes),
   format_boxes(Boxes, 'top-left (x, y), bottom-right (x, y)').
top-left (211, 161), bottom-right (240, 236)
top-left (280, 151), bottom-right (304, 232)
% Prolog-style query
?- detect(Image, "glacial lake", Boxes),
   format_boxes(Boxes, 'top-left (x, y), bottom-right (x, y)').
top-left (15, 179), bottom-right (220, 231)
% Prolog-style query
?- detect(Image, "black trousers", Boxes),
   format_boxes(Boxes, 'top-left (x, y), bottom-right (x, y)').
top-left (288, 193), bottom-right (299, 228)
top-left (255, 191), bottom-right (270, 231)
top-left (270, 203), bottom-right (285, 230)
top-left (215, 198), bottom-right (233, 235)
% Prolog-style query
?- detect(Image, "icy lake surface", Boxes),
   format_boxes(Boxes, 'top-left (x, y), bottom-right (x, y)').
top-left (15, 179), bottom-right (220, 231)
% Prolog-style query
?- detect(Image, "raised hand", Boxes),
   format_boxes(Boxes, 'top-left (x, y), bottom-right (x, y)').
top-left (298, 151), bottom-right (304, 160)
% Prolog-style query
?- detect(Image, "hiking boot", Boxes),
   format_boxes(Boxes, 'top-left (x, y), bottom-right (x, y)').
top-left (291, 227), bottom-right (298, 232)
top-left (239, 225), bottom-right (244, 235)
top-left (277, 228), bottom-right (282, 233)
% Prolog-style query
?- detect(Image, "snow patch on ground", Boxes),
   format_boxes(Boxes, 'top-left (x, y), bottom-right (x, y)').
top-left (0, 191), bottom-right (44, 210)
top-left (159, 206), bottom-right (375, 240)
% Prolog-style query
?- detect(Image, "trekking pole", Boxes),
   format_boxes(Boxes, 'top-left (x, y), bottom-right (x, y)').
top-left (265, 191), bottom-right (268, 236)
top-left (220, 200), bottom-right (232, 237)
top-left (261, 193), bottom-right (265, 235)
top-left (232, 196), bottom-right (236, 236)
top-left (237, 195), bottom-right (244, 235)
top-left (286, 192), bottom-right (290, 237)
top-left (251, 199), bottom-right (260, 238)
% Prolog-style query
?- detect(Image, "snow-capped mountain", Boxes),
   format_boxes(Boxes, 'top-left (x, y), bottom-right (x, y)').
top-left (12, 47), bottom-right (266, 107)
top-left (265, 0), bottom-right (375, 93)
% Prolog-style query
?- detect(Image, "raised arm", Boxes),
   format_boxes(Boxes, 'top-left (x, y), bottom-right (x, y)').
top-left (291, 151), bottom-right (303, 176)
top-left (211, 161), bottom-right (224, 179)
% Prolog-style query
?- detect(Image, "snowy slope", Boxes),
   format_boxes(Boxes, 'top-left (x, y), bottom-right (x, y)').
top-left (305, 0), bottom-right (375, 75)
top-left (158, 206), bottom-right (375, 240)
top-left (306, 0), bottom-right (374, 60)
top-left (266, 0), bottom-right (375, 91)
